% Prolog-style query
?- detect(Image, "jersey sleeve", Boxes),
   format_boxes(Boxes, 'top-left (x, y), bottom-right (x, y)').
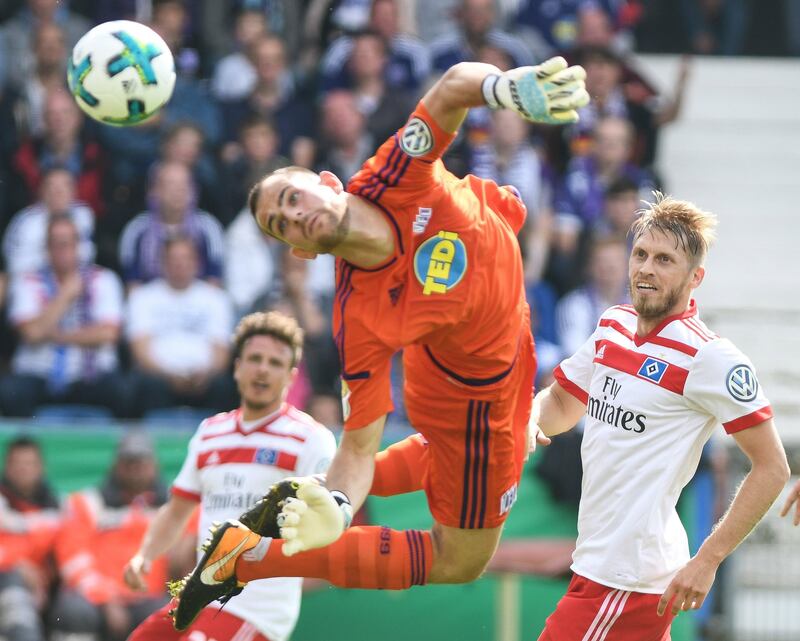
top-left (171, 428), bottom-right (203, 501)
top-left (347, 101), bottom-right (456, 208)
top-left (684, 339), bottom-right (773, 435)
top-left (339, 332), bottom-right (394, 431)
top-left (295, 426), bottom-right (338, 476)
top-left (553, 327), bottom-right (600, 405)
top-left (486, 182), bottom-right (528, 235)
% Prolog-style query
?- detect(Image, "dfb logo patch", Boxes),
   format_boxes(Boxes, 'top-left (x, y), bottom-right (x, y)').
top-left (726, 364), bottom-right (758, 402)
top-left (400, 117), bottom-right (433, 157)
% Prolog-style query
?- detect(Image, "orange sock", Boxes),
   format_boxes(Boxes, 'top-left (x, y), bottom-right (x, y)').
top-left (236, 526), bottom-right (432, 589)
top-left (370, 434), bottom-right (429, 496)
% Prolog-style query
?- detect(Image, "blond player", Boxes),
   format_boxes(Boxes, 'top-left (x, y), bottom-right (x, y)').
top-left (531, 195), bottom-right (789, 640)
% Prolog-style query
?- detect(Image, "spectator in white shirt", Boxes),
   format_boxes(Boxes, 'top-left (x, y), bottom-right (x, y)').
top-left (0, 214), bottom-right (128, 417)
top-left (2, 167), bottom-right (95, 277)
top-left (127, 235), bottom-right (235, 415)
top-left (556, 235), bottom-right (630, 356)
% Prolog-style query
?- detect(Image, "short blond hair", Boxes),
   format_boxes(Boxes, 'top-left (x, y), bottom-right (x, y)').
top-left (630, 193), bottom-right (717, 266)
top-left (233, 311), bottom-right (304, 366)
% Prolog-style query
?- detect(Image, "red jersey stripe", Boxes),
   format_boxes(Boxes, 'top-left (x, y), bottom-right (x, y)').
top-left (610, 305), bottom-right (637, 316)
top-left (554, 365), bottom-right (589, 405)
top-left (197, 447), bottom-right (298, 472)
top-left (684, 317), bottom-right (716, 340)
top-left (647, 335), bottom-right (699, 357)
top-left (599, 318), bottom-right (635, 341)
top-left (601, 317), bottom-right (699, 356)
top-left (681, 319), bottom-right (710, 342)
top-left (593, 340), bottom-right (689, 396)
top-left (723, 406), bottom-right (774, 434)
top-left (171, 486), bottom-right (200, 502)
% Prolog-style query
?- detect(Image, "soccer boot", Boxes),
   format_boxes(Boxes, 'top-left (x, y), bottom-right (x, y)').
top-left (239, 476), bottom-right (321, 537)
top-left (169, 519), bottom-right (260, 630)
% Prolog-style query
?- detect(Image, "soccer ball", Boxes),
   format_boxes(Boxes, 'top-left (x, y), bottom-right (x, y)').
top-left (67, 20), bottom-right (176, 126)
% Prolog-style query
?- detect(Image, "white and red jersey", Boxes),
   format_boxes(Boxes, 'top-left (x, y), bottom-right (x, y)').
top-left (554, 301), bottom-right (772, 593)
top-left (172, 404), bottom-right (337, 641)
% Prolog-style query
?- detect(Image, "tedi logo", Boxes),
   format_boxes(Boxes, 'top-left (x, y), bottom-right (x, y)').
top-left (413, 230), bottom-right (467, 295)
top-left (587, 376), bottom-right (647, 433)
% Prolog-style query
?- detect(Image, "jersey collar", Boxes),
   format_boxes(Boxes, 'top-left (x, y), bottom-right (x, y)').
top-left (236, 403), bottom-right (289, 435)
top-left (633, 299), bottom-right (698, 346)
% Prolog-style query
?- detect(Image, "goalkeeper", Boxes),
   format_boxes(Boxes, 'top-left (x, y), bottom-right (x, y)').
top-left (171, 57), bottom-right (588, 629)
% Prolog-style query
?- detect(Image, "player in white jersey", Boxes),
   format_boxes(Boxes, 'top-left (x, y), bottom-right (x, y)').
top-left (123, 311), bottom-right (336, 641)
top-left (529, 195), bottom-right (790, 640)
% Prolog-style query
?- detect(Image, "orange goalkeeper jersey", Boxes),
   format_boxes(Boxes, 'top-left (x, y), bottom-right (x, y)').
top-left (336, 102), bottom-right (531, 430)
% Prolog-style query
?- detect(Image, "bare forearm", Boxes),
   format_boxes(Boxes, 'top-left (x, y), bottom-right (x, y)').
top-left (20, 295), bottom-right (74, 344)
top-left (534, 383), bottom-right (585, 437)
top-left (696, 464), bottom-right (788, 565)
top-left (422, 62), bottom-right (500, 132)
top-left (137, 500), bottom-right (195, 563)
top-left (325, 415), bottom-right (386, 512)
top-left (56, 324), bottom-right (119, 347)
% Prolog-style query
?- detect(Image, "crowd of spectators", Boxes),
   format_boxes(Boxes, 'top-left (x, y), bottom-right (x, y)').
top-left (4, 0), bottom-right (788, 430)
top-left (0, 432), bottom-right (195, 641)
top-left (0, 5), bottom-right (794, 639)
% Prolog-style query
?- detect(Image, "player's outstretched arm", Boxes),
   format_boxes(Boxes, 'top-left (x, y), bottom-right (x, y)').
top-left (123, 495), bottom-right (197, 591)
top-left (658, 419), bottom-right (789, 617)
top-left (422, 57), bottom-right (589, 134)
top-left (532, 381), bottom-right (587, 439)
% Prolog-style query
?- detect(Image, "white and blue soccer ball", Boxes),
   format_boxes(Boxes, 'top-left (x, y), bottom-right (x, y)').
top-left (68, 20), bottom-right (176, 126)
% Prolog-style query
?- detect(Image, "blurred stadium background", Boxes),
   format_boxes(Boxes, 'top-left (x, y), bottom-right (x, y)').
top-left (0, 1), bottom-right (798, 640)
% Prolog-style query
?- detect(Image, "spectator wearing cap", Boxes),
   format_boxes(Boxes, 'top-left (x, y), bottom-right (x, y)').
top-left (2, 167), bottom-right (95, 278)
top-left (320, 0), bottom-right (430, 94)
top-left (51, 431), bottom-right (171, 641)
top-left (118, 161), bottom-right (225, 288)
top-left (429, 0), bottom-right (533, 75)
top-left (0, 215), bottom-right (130, 418)
top-left (126, 235), bottom-right (235, 415)
top-left (0, 436), bottom-right (62, 641)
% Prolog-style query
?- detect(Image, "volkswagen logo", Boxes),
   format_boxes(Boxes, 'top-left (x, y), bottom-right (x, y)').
top-left (726, 364), bottom-right (758, 402)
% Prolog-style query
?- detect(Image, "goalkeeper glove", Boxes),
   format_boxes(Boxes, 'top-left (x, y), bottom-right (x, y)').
top-left (482, 56), bottom-right (590, 125)
top-left (278, 483), bottom-right (353, 557)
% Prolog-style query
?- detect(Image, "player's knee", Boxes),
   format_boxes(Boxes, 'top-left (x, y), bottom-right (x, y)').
top-left (432, 555), bottom-right (489, 584)
top-left (429, 531), bottom-right (493, 583)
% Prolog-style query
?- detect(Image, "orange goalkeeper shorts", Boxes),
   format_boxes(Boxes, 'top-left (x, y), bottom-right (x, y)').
top-left (402, 328), bottom-right (536, 529)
